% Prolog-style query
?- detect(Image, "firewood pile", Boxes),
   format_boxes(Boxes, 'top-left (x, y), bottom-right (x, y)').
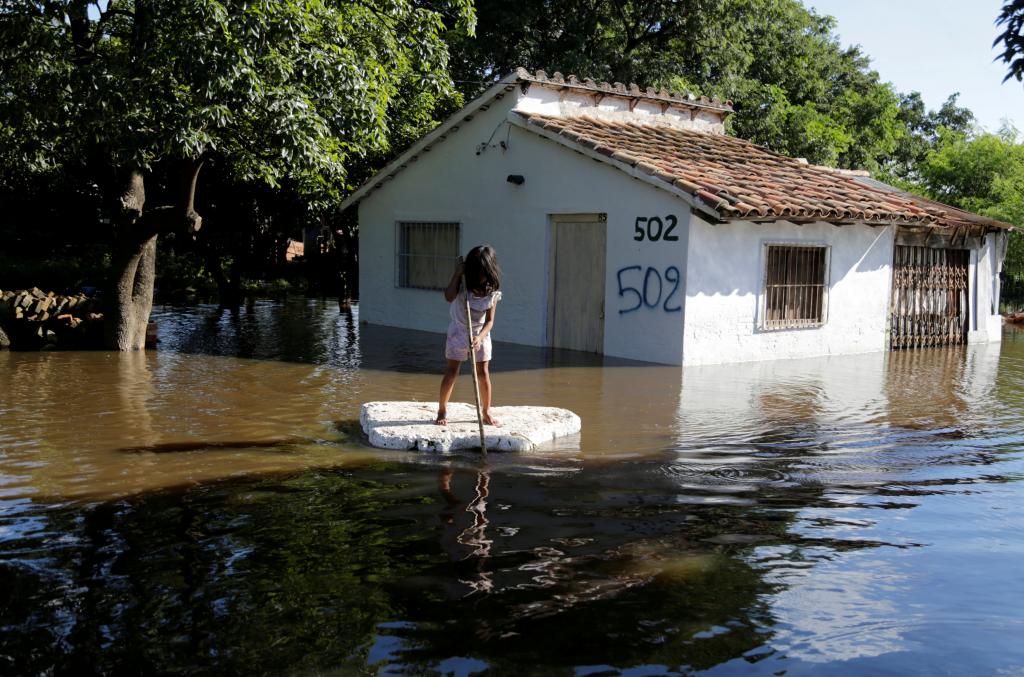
top-left (0, 288), bottom-right (104, 350)
top-left (1006, 311), bottom-right (1024, 324)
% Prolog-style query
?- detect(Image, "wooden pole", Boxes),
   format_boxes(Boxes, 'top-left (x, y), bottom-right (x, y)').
top-left (463, 274), bottom-right (487, 454)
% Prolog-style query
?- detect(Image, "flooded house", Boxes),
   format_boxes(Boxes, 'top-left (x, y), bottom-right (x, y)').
top-left (341, 68), bottom-right (1012, 365)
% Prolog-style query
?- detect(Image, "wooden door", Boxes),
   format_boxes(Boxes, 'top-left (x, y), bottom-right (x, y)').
top-left (550, 216), bottom-right (607, 353)
top-left (890, 245), bottom-right (969, 349)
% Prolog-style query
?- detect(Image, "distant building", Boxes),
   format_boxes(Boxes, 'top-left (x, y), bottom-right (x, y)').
top-left (340, 69), bottom-right (1011, 365)
top-left (285, 238), bottom-right (304, 262)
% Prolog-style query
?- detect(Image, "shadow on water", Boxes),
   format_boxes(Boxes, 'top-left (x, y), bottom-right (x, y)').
top-left (2, 298), bottom-right (1024, 674)
top-left (118, 439), bottom-right (304, 454)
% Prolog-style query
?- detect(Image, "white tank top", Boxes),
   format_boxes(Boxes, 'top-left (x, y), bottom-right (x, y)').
top-left (449, 289), bottom-right (502, 333)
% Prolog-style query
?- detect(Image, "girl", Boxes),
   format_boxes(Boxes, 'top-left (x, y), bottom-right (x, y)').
top-left (436, 245), bottom-right (502, 426)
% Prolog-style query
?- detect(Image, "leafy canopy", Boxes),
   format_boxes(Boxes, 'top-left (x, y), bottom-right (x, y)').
top-left (996, 0), bottom-right (1024, 85)
top-left (447, 0), bottom-right (972, 173)
top-left (900, 126), bottom-right (1024, 275)
top-left (0, 0), bottom-right (476, 205)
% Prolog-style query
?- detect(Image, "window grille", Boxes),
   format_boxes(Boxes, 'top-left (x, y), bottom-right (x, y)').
top-left (396, 221), bottom-right (460, 290)
top-left (763, 244), bottom-right (828, 329)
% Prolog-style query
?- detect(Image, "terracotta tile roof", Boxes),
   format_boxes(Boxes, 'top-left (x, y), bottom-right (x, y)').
top-left (516, 113), bottom-right (1013, 231)
top-left (851, 175), bottom-right (1012, 230)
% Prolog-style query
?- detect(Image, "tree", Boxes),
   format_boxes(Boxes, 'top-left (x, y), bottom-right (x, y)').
top-left (446, 0), bottom-right (953, 172)
top-left (0, 0), bottom-right (474, 349)
top-left (446, 0), bottom-right (716, 90)
top-left (996, 0), bottom-right (1024, 84)
top-left (907, 126), bottom-right (1024, 276)
top-left (882, 92), bottom-right (975, 181)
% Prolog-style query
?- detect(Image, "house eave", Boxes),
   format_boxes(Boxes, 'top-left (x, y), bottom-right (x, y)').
top-left (339, 73), bottom-right (522, 211)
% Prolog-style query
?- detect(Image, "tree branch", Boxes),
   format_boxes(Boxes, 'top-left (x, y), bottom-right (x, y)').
top-left (133, 205), bottom-right (179, 239)
top-left (183, 158), bottom-right (204, 234)
top-left (93, 1), bottom-right (135, 46)
top-left (67, 0), bottom-right (93, 64)
top-left (123, 158), bottom-right (204, 240)
top-left (609, 0), bottom-right (637, 52)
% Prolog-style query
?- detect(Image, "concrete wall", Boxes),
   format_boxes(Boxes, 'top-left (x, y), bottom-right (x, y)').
top-left (969, 232), bottom-right (1004, 344)
top-left (513, 83), bottom-right (727, 134)
top-left (358, 100), bottom-right (692, 365)
top-left (682, 217), bottom-right (895, 366)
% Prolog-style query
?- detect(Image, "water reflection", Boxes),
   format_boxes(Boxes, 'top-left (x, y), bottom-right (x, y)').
top-left (670, 344), bottom-right (1011, 497)
top-left (2, 299), bottom-right (1024, 674)
top-left (438, 467), bottom-right (493, 597)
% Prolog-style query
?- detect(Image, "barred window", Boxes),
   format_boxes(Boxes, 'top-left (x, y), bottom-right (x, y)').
top-left (396, 222), bottom-right (460, 290)
top-left (763, 244), bottom-right (828, 329)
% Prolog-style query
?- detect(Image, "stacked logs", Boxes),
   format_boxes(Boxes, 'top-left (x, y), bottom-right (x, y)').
top-left (0, 288), bottom-right (104, 350)
top-left (1006, 311), bottom-right (1024, 324)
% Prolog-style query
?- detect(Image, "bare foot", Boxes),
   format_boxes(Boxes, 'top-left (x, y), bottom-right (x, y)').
top-left (435, 411), bottom-right (448, 426)
top-left (482, 412), bottom-right (500, 426)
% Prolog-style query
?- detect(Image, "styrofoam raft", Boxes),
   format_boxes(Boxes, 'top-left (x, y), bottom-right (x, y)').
top-left (359, 401), bottom-right (582, 452)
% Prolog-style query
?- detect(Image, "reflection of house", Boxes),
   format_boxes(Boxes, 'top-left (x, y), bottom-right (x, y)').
top-left (341, 69), bottom-right (1012, 365)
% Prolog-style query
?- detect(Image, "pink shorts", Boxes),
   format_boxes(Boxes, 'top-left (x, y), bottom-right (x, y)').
top-left (445, 323), bottom-right (492, 362)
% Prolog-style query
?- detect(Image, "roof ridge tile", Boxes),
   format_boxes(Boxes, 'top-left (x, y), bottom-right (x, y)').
top-left (515, 68), bottom-right (733, 112)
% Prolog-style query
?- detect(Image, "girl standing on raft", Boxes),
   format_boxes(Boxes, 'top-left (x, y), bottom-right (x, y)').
top-left (436, 245), bottom-right (502, 426)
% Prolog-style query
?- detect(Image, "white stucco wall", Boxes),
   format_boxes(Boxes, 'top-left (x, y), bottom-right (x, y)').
top-left (682, 217), bottom-right (895, 366)
top-left (358, 100), bottom-right (693, 365)
top-left (968, 233), bottom-right (1004, 344)
top-left (512, 83), bottom-right (727, 133)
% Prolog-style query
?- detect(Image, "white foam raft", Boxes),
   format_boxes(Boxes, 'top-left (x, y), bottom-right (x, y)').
top-left (359, 401), bottom-right (582, 452)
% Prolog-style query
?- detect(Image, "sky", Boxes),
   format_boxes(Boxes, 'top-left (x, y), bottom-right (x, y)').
top-left (808, 0), bottom-right (1023, 133)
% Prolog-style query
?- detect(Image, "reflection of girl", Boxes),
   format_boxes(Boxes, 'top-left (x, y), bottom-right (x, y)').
top-left (438, 467), bottom-right (493, 597)
top-left (436, 246), bottom-right (502, 426)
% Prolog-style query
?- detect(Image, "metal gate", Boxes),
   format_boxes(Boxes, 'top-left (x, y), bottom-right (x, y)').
top-left (890, 245), bottom-right (969, 349)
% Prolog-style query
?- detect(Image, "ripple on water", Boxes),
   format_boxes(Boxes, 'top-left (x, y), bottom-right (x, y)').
top-left (2, 304), bottom-right (1024, 674)
top-left (662, 460), bottom-right (792, 486)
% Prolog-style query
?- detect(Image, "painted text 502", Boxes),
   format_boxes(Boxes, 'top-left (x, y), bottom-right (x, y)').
top-left (633, 215), bottom-right (679, 242)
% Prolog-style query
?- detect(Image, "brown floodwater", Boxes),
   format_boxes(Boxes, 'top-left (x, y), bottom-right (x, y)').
top-left (2, 297), bottom-right (1024, 675)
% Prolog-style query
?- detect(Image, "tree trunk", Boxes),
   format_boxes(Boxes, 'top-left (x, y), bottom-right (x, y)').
top-left (105, 170), bottom-right (156, 350)
top-left (106, 231), bottom-right (157, 350)
top-left (104, 161), bottom-right (203, 350)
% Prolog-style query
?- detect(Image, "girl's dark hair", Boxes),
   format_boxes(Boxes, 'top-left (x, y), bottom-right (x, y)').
top-left (465, 245), bottom-right (501, 295)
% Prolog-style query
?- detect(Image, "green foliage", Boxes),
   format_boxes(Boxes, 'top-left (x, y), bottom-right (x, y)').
top-left (884, 92), bottom-right (976, 179)
top-left (448, 0), bottom-right (972, 172)
top-left (446, 0), bottom-right (712, 88)
top-left (240, 277), bottom-right (299, 295)
top-left (916, 128), bottom-right (1024, 216)
top-left (898, 126), bottom-right (1024, 277)
top-left (996, 0), bottom-right (1024, 85)
top-left (154, 247), bottom-right (218, 298)
top-left (0, 247), bottom-right (111, 292)
top-left (672, 0), bottom-right (905, 169)
top-left (0, 0), bottom-right (475, 304)
top-left (0, 0), bottom-right (476, 207)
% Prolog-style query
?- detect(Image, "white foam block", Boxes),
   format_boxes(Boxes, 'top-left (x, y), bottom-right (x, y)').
top-left (359, 401), bottom-right (582, 452)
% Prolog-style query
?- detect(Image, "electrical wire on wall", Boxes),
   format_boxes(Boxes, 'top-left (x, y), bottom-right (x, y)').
top-left (475, 119), bottom-right (512, 155)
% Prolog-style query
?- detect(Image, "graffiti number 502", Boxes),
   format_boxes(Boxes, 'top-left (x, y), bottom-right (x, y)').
top-left (633, 215), bottom-right (679, 242)
top-left (617, 265), bottom-right (683, 314)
